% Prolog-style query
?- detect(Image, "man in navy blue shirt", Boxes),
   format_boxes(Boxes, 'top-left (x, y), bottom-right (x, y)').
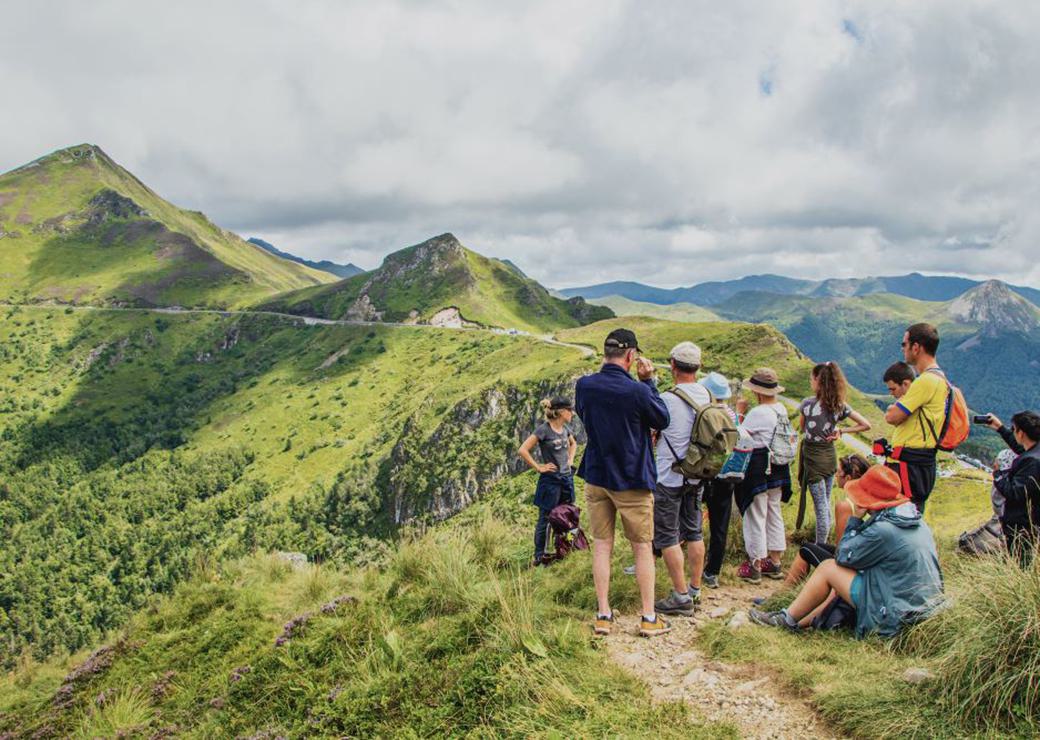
top-left (576, 328), bottom-right (671, 637)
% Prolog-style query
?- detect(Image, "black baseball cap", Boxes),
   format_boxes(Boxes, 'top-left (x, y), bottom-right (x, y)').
top-left (604, 328), bottom-right (639, 351)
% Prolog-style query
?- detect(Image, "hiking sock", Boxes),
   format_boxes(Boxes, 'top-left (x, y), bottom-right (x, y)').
top-left (642, 614), bottom-right (657, 623)
top-left (780, 609), bottom-right (799, 628)
top-left (687, 586), bottom-right (701, 599)
top-left (597, 613), bottom-right (612, 621)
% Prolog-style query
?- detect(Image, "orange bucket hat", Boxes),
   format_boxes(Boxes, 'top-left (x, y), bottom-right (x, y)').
top-left (844, 465), bottom-right (910, 511)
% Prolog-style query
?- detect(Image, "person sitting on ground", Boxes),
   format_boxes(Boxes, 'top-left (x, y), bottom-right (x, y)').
top-left (519, 397), bottom-right (577, 566)
top-left (735, 368), bottom-right (793, 583)
top-left (884, 324), bottom-right (947, 515)
top-left (784, 454), bottom-right (870, 586)
top-left (984, 411), bottom-right (1040, 566)
top-left (701, 371), bottom-right (740, 589)
top-left (798, 362), bottom-right (873, 544)
top-left (750, 465), bottom-right (944, 638)
top-left (652, 342), bottom-right (710, 616)
top-left (575, 328), bottom-right (672, 637)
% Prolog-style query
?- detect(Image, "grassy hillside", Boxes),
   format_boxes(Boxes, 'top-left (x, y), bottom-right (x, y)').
top-left (0, 306), bottom-right (594, 665)
top-left (587, 294), bottom-right (723, 323)
top-left (2, 450), bottom-right (1025, 738)
top-left (0, 473), bottom-right (733, 739)
top-left (263, 233), bottom-right (613, 334)
top-left (0, 145), bottom-right (335, 308)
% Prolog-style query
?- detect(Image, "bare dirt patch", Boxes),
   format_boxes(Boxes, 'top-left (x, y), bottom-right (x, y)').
top-left (604, 580), bottom-right (840, 739)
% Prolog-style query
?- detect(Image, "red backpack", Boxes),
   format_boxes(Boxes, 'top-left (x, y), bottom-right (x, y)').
top-left (923, 368), bottom-right (970, 452)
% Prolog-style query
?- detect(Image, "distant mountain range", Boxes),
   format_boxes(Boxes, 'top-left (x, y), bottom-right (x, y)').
top-left (0, 145), bottom-right (336, 308)
top-left (263, 233), bottom-right (614, 334)
top-left (247, 237), bottom-right (365, 279)
top-left (561, 273), bottom-right (1040, 308)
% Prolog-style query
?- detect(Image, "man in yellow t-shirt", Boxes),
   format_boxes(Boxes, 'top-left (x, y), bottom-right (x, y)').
top-left (884, 323), bottom-right (947, 515)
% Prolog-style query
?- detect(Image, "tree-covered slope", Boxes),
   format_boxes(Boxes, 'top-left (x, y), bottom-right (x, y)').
top-left (0, 145), bottom-right (335, 308)
top-left (263, 233), bottom-right (613, 333)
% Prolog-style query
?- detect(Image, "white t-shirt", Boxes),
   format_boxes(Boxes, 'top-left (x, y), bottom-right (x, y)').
top-left (655, 382), bottom-right (711, 488)
top-left (742, 402), bottom-right (785, 449)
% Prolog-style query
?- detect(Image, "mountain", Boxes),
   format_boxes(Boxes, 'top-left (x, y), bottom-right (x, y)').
top-left (263, 232), bottom-right (614, 333)
top-left (585, 294), bottom-right (723, 323)
top-left (713, 282), bottom-right (1040, 457)
top-left (0, 144), bottom-right (336, 308)
top-left (947, 279), bottom-right (1040, 336)
top-left (562, 272), bottom-right (1040, 307)
top-left (247, 237), bottom-right (365, 279)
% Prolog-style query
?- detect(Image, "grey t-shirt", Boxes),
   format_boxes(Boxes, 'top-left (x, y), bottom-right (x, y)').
top-left (799, 396), bottom-right (852, 443)
top-left (534, 422), bottom-right (571, 474)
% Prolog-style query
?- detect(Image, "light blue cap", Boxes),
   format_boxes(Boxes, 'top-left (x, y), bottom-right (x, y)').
top-left (702, 372), bottom-right (732, 400)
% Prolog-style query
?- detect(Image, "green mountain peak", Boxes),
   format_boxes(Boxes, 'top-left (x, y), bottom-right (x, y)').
top-left (263, 233), bottom-right (613, 332)
top-left (0, 144), bottom-right (336, 308)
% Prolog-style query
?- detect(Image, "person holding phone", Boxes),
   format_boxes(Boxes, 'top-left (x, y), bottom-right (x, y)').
top-left (982, 412), bottom-right (1040, 565)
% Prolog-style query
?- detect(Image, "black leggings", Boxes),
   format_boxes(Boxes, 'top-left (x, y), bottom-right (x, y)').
top-left (704, 480), bottom-right (734, 577)
top-left (799, 542), bottom-right (836, 568)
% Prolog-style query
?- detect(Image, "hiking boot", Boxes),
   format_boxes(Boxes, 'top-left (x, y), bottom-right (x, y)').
top-left (623, 565), bottom-right (636, 576)
top-left (748, 608), bottom-right (799, 632)
top-left (639, 615), bottom-right (672, 637)
top-left (655, 590), bottom-right (695, 617)
top-left (760, 559), bottom-right (784, 580)
top-left (737, 559), bottom-right (761, 583)
top-left (593, 612), bottom-right (615, 636)
top-left (703, 573), bottom-right (720, 589)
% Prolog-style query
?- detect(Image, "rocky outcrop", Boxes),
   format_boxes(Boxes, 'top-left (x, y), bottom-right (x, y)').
top-left (385, 375), bottom-right (586, 525)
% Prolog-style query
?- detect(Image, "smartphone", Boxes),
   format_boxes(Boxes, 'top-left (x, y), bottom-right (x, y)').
top-left (972, 414), bottom-right (992, 425)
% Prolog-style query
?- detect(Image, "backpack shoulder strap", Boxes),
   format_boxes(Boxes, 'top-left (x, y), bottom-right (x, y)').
top-left (670, 386), bottom-right (711, 414)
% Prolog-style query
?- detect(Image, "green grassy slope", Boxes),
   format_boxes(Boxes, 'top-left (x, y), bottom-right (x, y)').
top-left (0, 475), bottom-right (733, 739)
top-left (0, 306), bottom-right (593, 664)
top-left (0, 145), bottom-right (335, 308)
top-left (263, 233), bottom-right (614, 333)
top-left (588, 294), bottom-right (723, 323)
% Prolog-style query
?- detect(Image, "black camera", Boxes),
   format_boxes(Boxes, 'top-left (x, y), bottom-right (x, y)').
top-left (871, 438), bottom-right (892, 457)
top-left (972, 414), bottom-right (992, 425)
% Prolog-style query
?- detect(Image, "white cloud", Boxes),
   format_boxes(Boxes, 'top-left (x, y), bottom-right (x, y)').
top-left (1, 0), bottom-right (1037, 287)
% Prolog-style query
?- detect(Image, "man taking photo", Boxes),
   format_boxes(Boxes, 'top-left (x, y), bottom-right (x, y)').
top-left (575, 328), bottom-right (671, 637)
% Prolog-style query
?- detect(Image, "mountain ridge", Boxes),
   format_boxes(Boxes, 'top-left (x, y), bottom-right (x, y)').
top-left (562, 272), bottom-right (1040, 307)
top-left (247, 237), bottom-right (365, 279)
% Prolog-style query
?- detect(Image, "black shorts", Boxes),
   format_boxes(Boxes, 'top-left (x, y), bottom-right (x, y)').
top-left (652, 482), bottom-right (703, 549)
top-left (799, 542), bottom-right (836, 568)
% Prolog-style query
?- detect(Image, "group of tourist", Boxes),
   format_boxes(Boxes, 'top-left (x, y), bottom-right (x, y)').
top-left (519, 320), bottom-right (1038, 639)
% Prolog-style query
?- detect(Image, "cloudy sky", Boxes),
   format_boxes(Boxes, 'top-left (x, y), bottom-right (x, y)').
top-left (2, 1), bottom-right (1039, 288)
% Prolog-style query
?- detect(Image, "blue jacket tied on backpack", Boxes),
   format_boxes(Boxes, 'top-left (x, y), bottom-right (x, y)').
top-left (575, 364), bottom-right (670, 492)
top-left (836, 502), bottom-right (944, 638)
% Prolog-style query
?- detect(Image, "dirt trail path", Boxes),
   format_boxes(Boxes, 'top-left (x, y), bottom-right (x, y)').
top-left (604, 579), bottom-right (840, 740)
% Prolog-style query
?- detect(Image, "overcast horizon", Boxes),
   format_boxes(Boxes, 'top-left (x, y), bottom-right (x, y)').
top-left (3, 1), bottom-right (1039, 289)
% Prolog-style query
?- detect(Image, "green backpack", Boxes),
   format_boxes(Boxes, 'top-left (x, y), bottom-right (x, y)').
top-left (666, 388), bottom-right (741, 480)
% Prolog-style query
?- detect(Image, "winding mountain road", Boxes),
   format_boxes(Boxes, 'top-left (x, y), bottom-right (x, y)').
top-left (0, 302), bottom-right (599, 358)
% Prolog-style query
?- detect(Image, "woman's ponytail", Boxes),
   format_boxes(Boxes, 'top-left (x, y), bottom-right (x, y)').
top-left (540, 398), bottom-right (558, 420)
top-left (813, 361), bottom-right (848, 417)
